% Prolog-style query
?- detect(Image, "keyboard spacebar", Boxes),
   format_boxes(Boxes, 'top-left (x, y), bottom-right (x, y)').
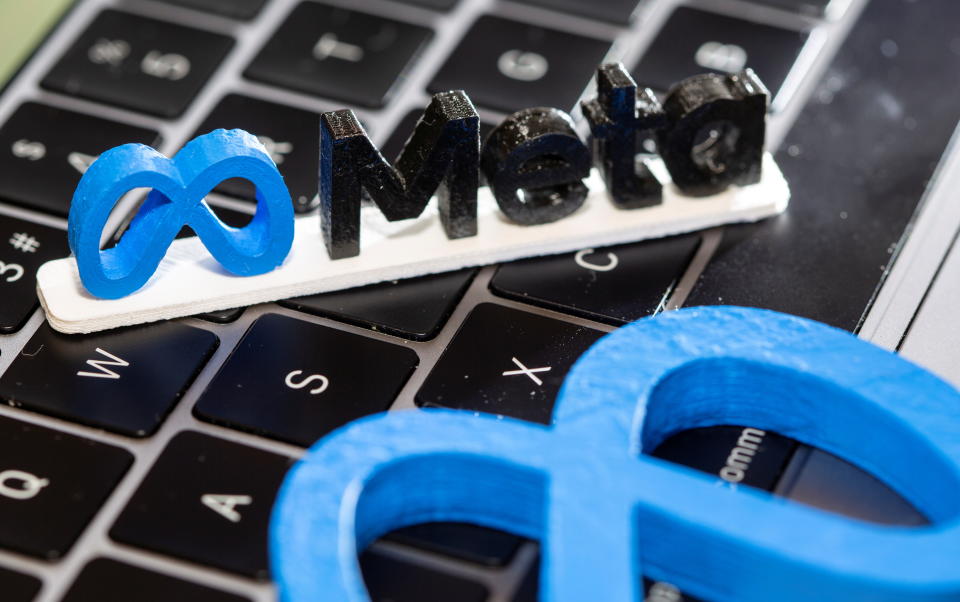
top-left (684, 0), bottom-right (960, 332)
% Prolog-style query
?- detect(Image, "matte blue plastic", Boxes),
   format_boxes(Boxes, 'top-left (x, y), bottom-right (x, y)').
top-left (270, 306), bottom-right (960, 601)
top-left (68, 129), bottom-right (294, 299)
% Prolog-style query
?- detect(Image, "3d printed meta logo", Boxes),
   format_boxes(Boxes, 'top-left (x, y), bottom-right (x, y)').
top-left (271, 307), bottom-right (960, 602)
top-left (41, 64), bottom-right (788, 332)
top-left (69, 129), bottom-right (294, 299)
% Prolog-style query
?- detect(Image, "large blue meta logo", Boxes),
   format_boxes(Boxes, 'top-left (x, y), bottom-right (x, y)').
top-left (270, 307), bottom-right (960, 601)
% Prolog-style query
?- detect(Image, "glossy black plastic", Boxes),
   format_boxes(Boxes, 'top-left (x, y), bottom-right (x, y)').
top-left (657, 70), bottom-right (768, 196)
top-left (480, 107), bottom-right (592, 225)
top-left (582, 63), bottom-right (667, 209)
top-left (319, 91), bottom-right (480, 259)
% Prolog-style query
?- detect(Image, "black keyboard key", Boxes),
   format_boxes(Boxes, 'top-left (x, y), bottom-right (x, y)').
top-left (0, 566), bottom-right (40, 602)
top-left (192, 95), bottom-right (319, 213)
top-left (280, 269), bottom-right (476, 341)
top-left (517, 556), bottom-right (702, 602)
top-left (782, 448), bottom-right (928, 526)
top-left (195, 314), bottom-right (418, 446)
top-left (0, 416), bottom-right (132, 559)
top-left (514, 0), bottom-right (639, 24)
top-left (0, 102), bottom-right (160, 216)
top-left (42, 10), bottom-right (234, 118)
top-left (632, 8), bottom-right (807, 99)
top-left (383, 111), bottom-right (495, 181)
top-left (157, 0), bottom-right (267, 20)
top-left (651, 426), bottom-right (797, 492)
top-left (429, 16), bottom-right (610, 114)
top-left (63, 558), bottom-right (250, 602)
top-left (361, 550), bottom-right (488, 602)
top-left (416, 303), bottom-right (603, 424)
top-left (0, 323), bottom-right (218, 437)
top-left (685, 0), bottom-right (960, 331)
top-left (110, 432), bottom-right (293, 578)
top-left (0, 214), bottom-right (69, 333)
top-left (246, 3), bottom-right (433, 108)
top-left (491, 236), bottom-right (699, 325)
top-left (387, 523), bottom-right (522, 566)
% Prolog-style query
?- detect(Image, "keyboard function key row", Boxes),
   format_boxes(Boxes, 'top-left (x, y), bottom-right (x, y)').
top-left (195, 313), bottom-right (418, 447)
top-left (42, 9), bottom-right (233, 118)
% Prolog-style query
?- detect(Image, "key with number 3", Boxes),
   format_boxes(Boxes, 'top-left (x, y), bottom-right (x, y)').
top-left (0, 214), bottom-right (69, 333)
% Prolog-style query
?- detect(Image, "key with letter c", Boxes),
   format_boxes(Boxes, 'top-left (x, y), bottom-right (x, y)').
top-left (270, 306), bottom-right (960, 601)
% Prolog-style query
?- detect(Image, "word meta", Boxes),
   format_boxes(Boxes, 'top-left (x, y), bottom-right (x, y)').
top-left (321, 63), bottom-right (768, 258)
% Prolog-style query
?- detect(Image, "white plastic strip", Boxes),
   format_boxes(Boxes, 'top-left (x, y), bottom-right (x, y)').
top-left (37, 155), bottom-right (789, 334)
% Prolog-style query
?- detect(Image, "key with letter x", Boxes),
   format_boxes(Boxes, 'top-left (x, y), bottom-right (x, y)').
top-left (417, 304), bottom-right (603, 424)
top-left (503, 357), bottom-right (552, 386)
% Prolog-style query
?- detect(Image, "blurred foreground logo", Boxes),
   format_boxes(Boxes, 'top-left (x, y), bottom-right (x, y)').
top-left (270, 307), bottom-right (960, 602)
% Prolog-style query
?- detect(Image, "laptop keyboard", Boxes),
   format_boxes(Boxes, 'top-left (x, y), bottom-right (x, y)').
top-left (0, 215), bottom-right (69, 332)
top-left (1, 0), bottom-right (957, 600)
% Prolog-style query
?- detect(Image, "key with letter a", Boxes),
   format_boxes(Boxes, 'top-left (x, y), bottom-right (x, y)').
top-left (0, 322), bottom-right (217, 437)
top-left (110, 432), bottom-right (293, 578)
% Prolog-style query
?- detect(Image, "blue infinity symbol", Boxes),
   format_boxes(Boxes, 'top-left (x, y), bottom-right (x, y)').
top-left (69, 129), bottom-right (294, 299)
top-left (270, 306), bottom-right (960, 601)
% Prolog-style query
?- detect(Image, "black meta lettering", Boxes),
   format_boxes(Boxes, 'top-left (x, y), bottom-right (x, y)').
top-left (581, 63), bottom-right (667, 209)
top-left (319, 91), bottom-right (480, 259)
top-left (657, 70), bottom-right (768, 197)
top-left (481, 107), bottom-right (592, 226)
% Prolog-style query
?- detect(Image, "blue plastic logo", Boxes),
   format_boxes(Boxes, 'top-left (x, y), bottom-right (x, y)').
top-left (270, 306), bottom-right (960, 601)
top-left (69, 129), bottom-right (294, 299)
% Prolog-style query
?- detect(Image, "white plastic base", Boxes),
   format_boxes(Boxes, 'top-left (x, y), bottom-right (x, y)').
top-left (37, 155), bottom-right (789, 334)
